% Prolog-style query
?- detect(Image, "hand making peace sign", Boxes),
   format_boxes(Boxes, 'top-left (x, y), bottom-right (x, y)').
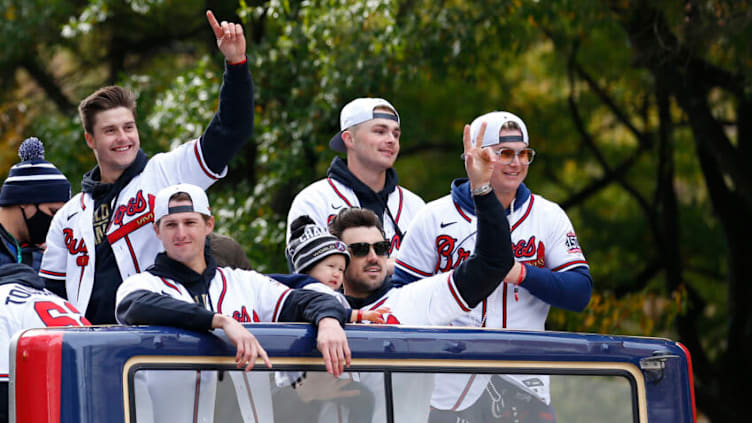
top-left (462, 122), bottom-right (498, 192)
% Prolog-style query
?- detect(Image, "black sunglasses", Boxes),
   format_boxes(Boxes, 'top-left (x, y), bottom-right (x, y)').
top-left (348, 241), bottom-right (391, 257)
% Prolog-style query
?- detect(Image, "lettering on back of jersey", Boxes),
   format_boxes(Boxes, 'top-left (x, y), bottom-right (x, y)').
top-left (435, 235), bottom-right (471, 273)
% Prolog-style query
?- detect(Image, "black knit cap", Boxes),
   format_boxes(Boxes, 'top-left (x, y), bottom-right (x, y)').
top-left (286, 215), bottom-right (350, 274)
top-left (0, 137), bottom-right (71, 206)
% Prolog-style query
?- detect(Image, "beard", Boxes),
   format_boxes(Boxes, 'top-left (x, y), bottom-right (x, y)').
top-left (344, 262), bottom-right (386, 298)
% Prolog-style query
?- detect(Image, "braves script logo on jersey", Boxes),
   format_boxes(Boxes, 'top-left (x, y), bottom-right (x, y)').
top-left (232, 306), bottom-right (260, 323)
top-left (513, 236), bottom-right (546, 268)
top-left (434, 235), bottom-right (546, 270)
top-left (435, 235), bottom-right (471, 273)
top-left (112, 190), bottom-right (153, 227)
top-left (62, 228), bottom-right (90, 274)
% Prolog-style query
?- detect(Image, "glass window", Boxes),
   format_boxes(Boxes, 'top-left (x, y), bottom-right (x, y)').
top-left (129, 367), bottom-right (636, 422)
top-left (131, 369), bottom-right (386, 423)
top-left (392, 372), bottom-right (635, 423)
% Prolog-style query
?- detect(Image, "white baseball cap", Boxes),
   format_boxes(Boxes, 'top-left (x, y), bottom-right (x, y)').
top-left (154, 183), bottom-right (211, 223)
top-left (329, 97), bottom-right (400, 152)
top-left (469, 111), bottom-right (529, 147)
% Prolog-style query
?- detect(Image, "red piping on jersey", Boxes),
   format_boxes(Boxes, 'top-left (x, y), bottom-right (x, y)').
top-left (451, 373), bottom-right (477, 411)
top-left (106, 211), bottom-right (154, 244)
top-left (39, 269), bottom-right (66, 277)
top-left (368, 297), bottom-right (389, 311)
top-left (453, 201), bottom-right (472, 223)
top-left (123, 235), bottom-right (141, 273)
top-left (77, 266), bottom-right (85, 299)
top-left (394, 186), bottom-right (404, 223)
top-left (193, 141), bottom-right (220, 180)
top-left (216, 268), bottom-right (228, 314)
top-left (80, 195), bottom-right (86, 210)
top-left (510, 194), bottom-right (535, 233)
top-left (394, 259), bottom-right (432, 277)
top-left (193, 371), bottom-right (202, 423)
top-left (160, 277), bottom-right (182, 295)
top-left (447, 274), bottom-right (471, 312)
top-left (272, 289), bottom-right (292, 322)
top-left (552, 260), bottom-right (589, 271)
top-left (327, 178), bottom-right (354, 206)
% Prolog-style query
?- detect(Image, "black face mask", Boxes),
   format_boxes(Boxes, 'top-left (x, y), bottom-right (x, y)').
top-left (21, 205), bottom-right (54, 245)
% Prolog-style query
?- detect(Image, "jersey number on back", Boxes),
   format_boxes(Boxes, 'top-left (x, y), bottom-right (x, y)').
top-left (34, 301), bottom-right (91, 327)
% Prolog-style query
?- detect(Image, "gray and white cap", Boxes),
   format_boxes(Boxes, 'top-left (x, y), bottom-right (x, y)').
top-left (154, 183), bottom-right (211, 223)
top-left (469, 111), bottom-right (529, 147)
top-left (329, 97), bottom-right (400, 153)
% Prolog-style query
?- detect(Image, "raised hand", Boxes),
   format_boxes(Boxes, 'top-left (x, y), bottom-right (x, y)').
top-left (206, 10), bottom-right (246, 64)
top-left (462, 122), bottom-right (497, 191)
top-left (316, 317), bottom-right (352, 377)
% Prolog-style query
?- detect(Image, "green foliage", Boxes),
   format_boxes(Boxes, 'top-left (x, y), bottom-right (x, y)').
top-left (2, 1), bottom-right (749, 418)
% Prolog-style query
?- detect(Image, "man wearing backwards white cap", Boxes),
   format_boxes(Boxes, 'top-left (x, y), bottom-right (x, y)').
top-left (394, 111), bottom-right (593, 422)
top-left (116, 183), bottom-right (351, 423)
top-left (286, 97), bottom-right (425, 274)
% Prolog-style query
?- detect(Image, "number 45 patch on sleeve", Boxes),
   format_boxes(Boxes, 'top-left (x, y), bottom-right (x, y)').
top-left (565, 232), bottom-right (582, 254)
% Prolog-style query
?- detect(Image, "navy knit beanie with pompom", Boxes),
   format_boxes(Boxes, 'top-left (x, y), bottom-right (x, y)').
top-left (0, 137), bottom-right (71, 206)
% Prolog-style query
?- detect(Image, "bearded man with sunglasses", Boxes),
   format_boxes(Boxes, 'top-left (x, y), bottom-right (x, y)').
top-left (280, 121), bottom-right (519, 423)
top-left (393, 111), bottom-right (592, 422)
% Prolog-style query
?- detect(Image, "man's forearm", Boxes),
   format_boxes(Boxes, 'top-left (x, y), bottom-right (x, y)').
top-left (200, 59), bottom-right (254, 173)
top-left (452, 190), bottom-right (515, 307)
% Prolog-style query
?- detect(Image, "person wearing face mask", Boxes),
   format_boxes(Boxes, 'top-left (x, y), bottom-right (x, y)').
top-left (0, 137), bottom-right (71, 271)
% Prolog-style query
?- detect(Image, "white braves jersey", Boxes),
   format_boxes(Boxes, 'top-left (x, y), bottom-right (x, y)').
top-left (40, 140), bottom-right (226, 316)
top-left (116, 267), bottom-right (293, 423)
top-left (0, 283), bottom-right (89, 382)
top-left (295, 273), bottom-right (474, 423)
top-left (286, 177), bottom-right (425, 255)
top-left (395, 191), bottom-right (588, 410)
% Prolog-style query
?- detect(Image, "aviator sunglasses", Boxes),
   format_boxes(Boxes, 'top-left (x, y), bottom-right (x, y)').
top-left (348, 241), bottom-right (391, 257)
top-left (490, 147), bottom-right (536, 165)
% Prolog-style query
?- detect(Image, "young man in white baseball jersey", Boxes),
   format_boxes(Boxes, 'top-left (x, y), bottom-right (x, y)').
top-left (40, 11), bottom-right (254, 324)
top-left (0, 263), bottom-right (90, 421)
top-left (286, 97), bottom-right (425, 273)
top-left (0, 137), bottom-right (71, 271)
top-left (282, 122), bottom-right (521, 422)
top-left (394, 111), bottom-right (593, 422)
top-left (115, 183), bottom-right (351, 423)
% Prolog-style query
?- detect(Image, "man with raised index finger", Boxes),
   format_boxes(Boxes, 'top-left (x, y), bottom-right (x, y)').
top-left (40, 10), bottom-right (255, 324)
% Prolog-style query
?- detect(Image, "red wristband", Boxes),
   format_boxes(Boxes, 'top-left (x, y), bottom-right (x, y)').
top-left (227, 56), bottom-right (247, 66)
top-left (516, 264), bottom-right (526, 286)
top-left (357, 309), bottom-right (363, 322)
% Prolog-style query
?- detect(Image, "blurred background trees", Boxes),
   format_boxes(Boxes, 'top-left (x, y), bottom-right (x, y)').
top-left (1, 0), bottom-right (749, 420)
